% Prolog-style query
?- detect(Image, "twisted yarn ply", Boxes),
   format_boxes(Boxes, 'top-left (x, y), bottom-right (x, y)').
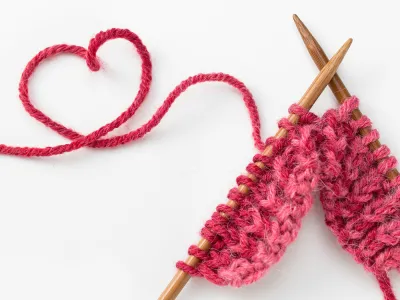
top-left (1, 28), bottom-right (265, 156)
top-left (1, 28), bottom-right (399, 299)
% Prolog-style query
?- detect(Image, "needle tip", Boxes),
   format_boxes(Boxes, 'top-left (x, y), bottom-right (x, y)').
top-left (293, 15), bottom-right (353, 103)
top-left (343, 38), bottom-right (353, 50)
top-left (338, 38), bottom-right (352, 56)
top-left (293, 14), bottom-right (303, 27)
top-left (292, 14), bottom-right (313, 46)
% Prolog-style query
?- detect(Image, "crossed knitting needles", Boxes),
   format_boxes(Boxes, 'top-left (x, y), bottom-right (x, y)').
top-left (159, 15), bottom-right (385, 299)
top-left (291, 14), bottom-right (399, 180)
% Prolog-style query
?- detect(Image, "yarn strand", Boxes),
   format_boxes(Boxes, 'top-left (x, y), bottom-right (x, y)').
top-left (1, 28), bottom-right (264, 157)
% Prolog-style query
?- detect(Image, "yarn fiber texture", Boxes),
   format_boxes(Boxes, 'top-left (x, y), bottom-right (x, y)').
top-left (319, 99), bottom-right (400, 300)
top-left (178, 97), bottom-right (400, 300)
top-left (1, 27), bottom-right (399, 299)
top-left (177, 104), bottom-right (321, 286)
top-left (2, 28), bottom-right (265, 156)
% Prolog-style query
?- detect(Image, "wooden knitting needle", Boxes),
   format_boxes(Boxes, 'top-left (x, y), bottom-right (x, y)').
top-left (159, 37), bottom-right (353, 300)
top-left (293, 14), bottom-right (399, 180)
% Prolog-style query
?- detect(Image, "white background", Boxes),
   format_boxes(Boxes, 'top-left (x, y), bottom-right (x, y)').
top-left (0, 0), bottom-right (398, 299)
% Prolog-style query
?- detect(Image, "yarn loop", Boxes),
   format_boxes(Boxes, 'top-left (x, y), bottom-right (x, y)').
top-left (3, 28), bottom-right (264, 156)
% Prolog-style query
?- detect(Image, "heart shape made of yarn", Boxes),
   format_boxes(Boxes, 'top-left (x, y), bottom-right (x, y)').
top-left (16, 28), bottom-right (153, 155)
top-left (2, 28), bottom-right (264, 157)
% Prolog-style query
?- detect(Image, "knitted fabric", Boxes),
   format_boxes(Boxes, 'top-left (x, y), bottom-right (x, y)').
top-left (177, 104), bottom-right (321, 286)
top-left (319, 98), bottom-right (399, 300)
top-left (177, 97), bottom-right (400, 299)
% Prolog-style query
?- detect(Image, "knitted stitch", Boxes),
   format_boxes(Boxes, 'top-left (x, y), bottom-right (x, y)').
top-left (319, 97), bottom-right (399, 300)
top-left (177, 104), bottom-right (322, 286)
top-left (178, 97), bottom-right (400, 299)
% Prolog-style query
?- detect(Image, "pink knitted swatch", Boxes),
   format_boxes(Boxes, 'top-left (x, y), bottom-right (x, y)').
top-left (178, 96), bottom-right (400, 299)
top-left (177, 103), bottom-right (322, 286)
top-left (319, 97), bottom-right (399, 300)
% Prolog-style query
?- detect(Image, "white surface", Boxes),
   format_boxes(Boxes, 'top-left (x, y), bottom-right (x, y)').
top-left (0, 1), bottom-right (399, 299)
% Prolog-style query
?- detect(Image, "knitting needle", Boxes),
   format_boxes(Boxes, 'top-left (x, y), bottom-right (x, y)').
top-left (292, 14), bottom-right (399, 180)
top-left (159, 37), bottom-right (352, 300)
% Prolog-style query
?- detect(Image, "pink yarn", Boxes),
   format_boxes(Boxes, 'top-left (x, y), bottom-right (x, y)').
top-left (177, 103), bottom-right (322, 286)
top-left (319, 97), bottom-right (399, 300)
top-left (178, 96), bottom-right (400, 299)
top-left (0, 28), bottom-right (265, 156)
